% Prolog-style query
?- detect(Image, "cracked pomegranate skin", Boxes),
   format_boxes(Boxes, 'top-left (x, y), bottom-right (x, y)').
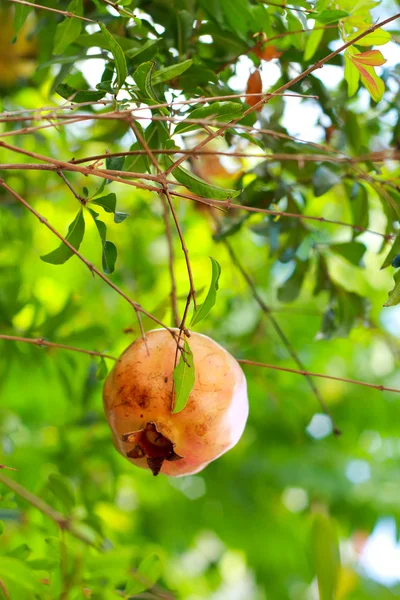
top-left (103, 329), bottom-right (249, 476)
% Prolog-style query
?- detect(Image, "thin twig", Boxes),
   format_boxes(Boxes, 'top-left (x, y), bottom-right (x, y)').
top-left (9, 0), bottom-right (96, 23)
top-left (0, 472), bottom-right (99, 547)
top-left (237, 359), bottom-right (400, 395)
top-left (161, 197), bottom-right (180, 327)
top-left (69, 149), bottom-right (400, 166)
top-left (0, 334), bottom-right (118, 360)
top-left (218, 225), bottom-right (341, 435)
top-left (259, 0), bottom-right (316, 13)
top-left (129, 119), bottom-right (197, 311)
top-left (57, 171), bottom-right (87, 205)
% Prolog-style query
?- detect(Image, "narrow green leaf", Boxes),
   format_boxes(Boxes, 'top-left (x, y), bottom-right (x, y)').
top-left (53, 0), bottom-right (83, 55)
top-left (27, 557), bottom-right (59, 571)
top-left (304, 26), bottom-right (324, 61)
top-left (76, 32), bottom-right (139, 51)
top-left (91, 193), bottom-right (129, 223)
top-left (152, 59), bottom-right (193, 85)
top-left (13, 4), bottom-right (30, 36)
top-left (99, 24), bottom-right (128, 91)
top-left (165, 157), bottom-right (241, 200)
top-left (0, 558), bottom-right (41, 594)
top-left (41, 209), bottom-right (85, 265)
top-left (173, 340), bottom-right (195, 414)
top-left (350, 28), bottom-right (391, 47)
top-left (278, 259), bottom-right (309, 303)
top-left (0, 520), bottom-right (3, 535)
top-left (191, 257), bottom-right (221, 326)
top-left (381, 234), bottom-right (400, 269)
top-left (344, 51), bottom-right (360, 97)
top-left (312, 513), bottom-right (340, 600)
top-left (314, 10), bottom-right (349, 24)
top-left (132, 61), bottom-right (158, 101)
top-left (312, 166), bottom-right (341, 197)
top-left (349, 183), bottom-right (369, 238)
top-left (55, 83), bottom-right (106, 103)
top-left (125, 40), bottom-right (159, 64)
top-left (330, 241), bottom-right (366, 266)
top-left (384, 270), bottom-right (400, 307)
top-left (126, 554), bottom-right (162, 596)
top-left (47, 473), bottom-right (75, 512)
top-left (102, 240), bottom-right (117, 275)
top-left (88, 209), bottom-right (118, 274)
top-left (105, 157), bottom-right (125, 172)
top-left (175, 101), bottom-right (243, 135)
top-left (96, 357), bottom-right (108, 381)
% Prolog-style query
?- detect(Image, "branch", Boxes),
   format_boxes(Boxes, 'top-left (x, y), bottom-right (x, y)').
top-left (161, 197), bottom-right (180, 327)
top-left (237, 359), bottom-right (400, 395)
top-left (9, 0), bottom-right (96, 22)
top-left (164, 12), bottom-right (400, 175)
top-left (0, 472), bottom-right (99, 548)
top-left (69, 149), bottom-right (400, 166)
top-left (129, 119), bottom-right (197, 311)
top-left (0, 334), bottom-right (118, 360)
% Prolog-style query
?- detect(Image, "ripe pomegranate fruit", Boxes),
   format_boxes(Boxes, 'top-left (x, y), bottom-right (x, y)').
top-left (103, 329), bottom-right (248, 477)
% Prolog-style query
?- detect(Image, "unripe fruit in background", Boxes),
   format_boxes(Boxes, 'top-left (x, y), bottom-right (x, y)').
top-left (103, 329), bottom-right (249, 476)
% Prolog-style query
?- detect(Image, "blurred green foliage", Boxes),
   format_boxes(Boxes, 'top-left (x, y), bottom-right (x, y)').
top-left (0, 0), bottom-right (400, 598)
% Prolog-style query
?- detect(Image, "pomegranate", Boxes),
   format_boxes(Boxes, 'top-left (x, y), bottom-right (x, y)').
top-left (103, 329), bottom-right (248, 476)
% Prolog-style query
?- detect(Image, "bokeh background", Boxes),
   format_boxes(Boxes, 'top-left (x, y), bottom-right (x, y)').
top-left (1, 0), bottom-right (400, 598)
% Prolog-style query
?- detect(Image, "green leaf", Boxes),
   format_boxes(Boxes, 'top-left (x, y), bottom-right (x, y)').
top-left (53, 0), bottom-right (83, 55)
top-left (304, 26), bottom-right (324, 61)
top-left (0, 520), bottom-right (3, 535)
top-left (277, 259), bottom-right (309, 303)
top-left (41, 209), bottom-right (85, 265)
top-left (96, 357), bottom-right (108, 381)
top-left (312, 513), bottom-right (340, 600)
top-left (344, 51), bottom-right (360, 97)
top-left (219, 0), bottom-right (251, 40)
top-left (312, 166), bottom-right (341, 197)
top-left (27, 557), bottom-right (59, 571)
top-left (76, 31), bottom-right (139, 51)
top-left (349, 182), bottom-right (369, 237)
top-left (173, 340), bottom-right (195, 414)
top-left (381, 234), bottom-right (400, 269)
top-left (102, 241), bottom-right (117, 275)
top-left (174, 101), bottom-right (243, 135)
top-left (125, 40), bottom-right (159, 64)
top-left (350, 28), bottom-right (391, 47)
top-left (0, 557), bottom-right (41, 595)
top-left (191, 258), bottom-right (221, 326)
top-left (88, 209), bottom-right (118, 274)
top-left (99, 24), bottom-right (128, 91)
top-left (165, 157), bottom-right (241, 200)
top-left (13, 4), bottom-right (30, 36)
top-left (91, 193), bottom-right (129, 223)
top-left (152, 59), bottom-right (193, 85)
top-left (314, 10), bottom-right (349, 24)
top-left (47, 473), bottom-right (75, 512)
top-left (330, 241), bottom-right (366, 265)
top-left (384, 270), bottom-right (400, 307)
top-left (132, 61), bottom-right (165, 111)
top-left (55, 83), bottom-right (106, 103)
top-left (105, 157), bottom-right (125, 172)
top-left (126, 554), bottom-right (162, 596)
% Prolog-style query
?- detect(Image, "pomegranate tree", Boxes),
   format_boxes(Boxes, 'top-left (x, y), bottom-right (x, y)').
top-left (103, 329), bottom-right (249, 476)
